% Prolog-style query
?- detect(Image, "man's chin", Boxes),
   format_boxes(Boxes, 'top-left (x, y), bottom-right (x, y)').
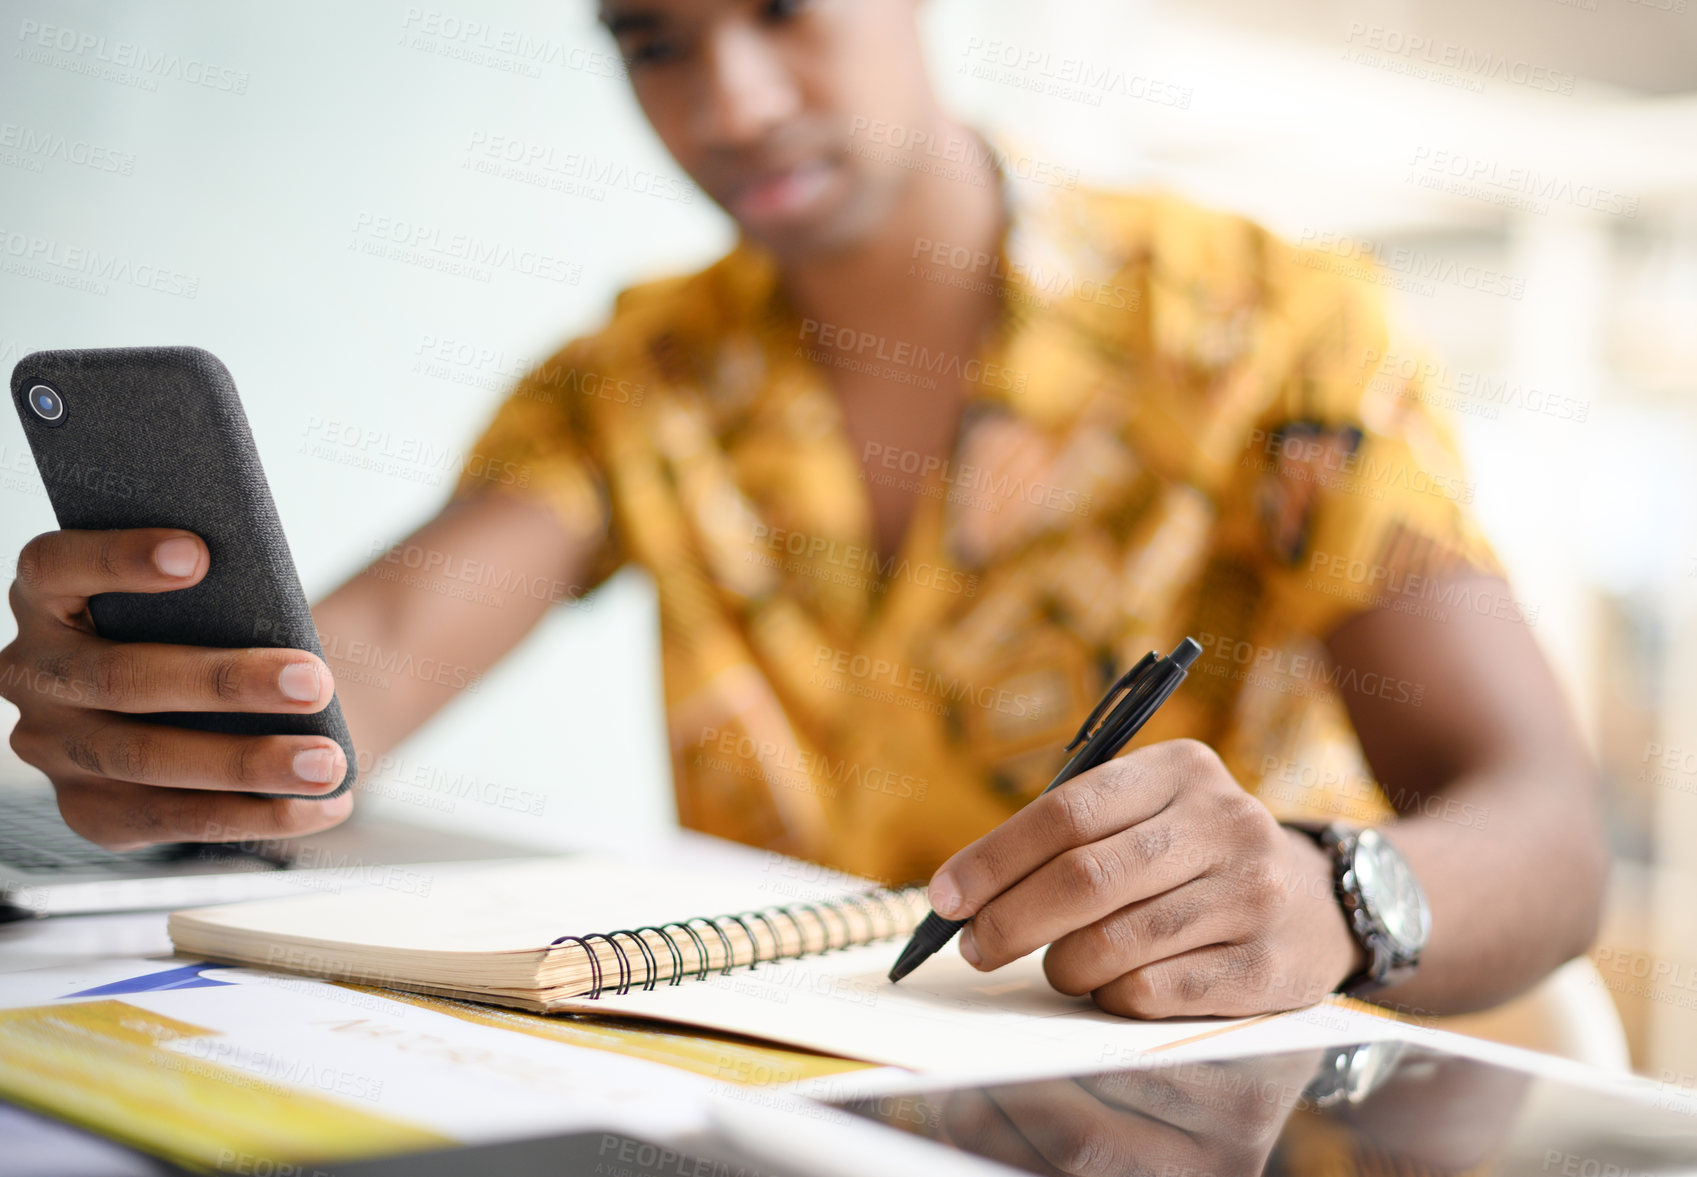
top-left (727, 179), bottom-right (897, 263)
top-left (737, 214), bottom-right (867, 262)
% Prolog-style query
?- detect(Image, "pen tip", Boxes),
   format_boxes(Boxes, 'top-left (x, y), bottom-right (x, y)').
top-left (888, 944), bottom-right (923, 984)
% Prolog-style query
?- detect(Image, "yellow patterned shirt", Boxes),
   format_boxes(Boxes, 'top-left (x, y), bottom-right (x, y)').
top-left (454, 174), bottom-right (1501, 885)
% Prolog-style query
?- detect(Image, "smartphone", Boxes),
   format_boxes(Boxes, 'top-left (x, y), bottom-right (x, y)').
top-left (9, 345), bottom-right (357, 799)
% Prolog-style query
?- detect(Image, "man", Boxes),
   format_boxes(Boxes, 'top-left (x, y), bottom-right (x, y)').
top-left (1, 0), bottom-right (1603, 1019)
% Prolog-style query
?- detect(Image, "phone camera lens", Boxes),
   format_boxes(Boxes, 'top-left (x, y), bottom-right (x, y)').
top-left (25, 383), bottom-right (66, 427)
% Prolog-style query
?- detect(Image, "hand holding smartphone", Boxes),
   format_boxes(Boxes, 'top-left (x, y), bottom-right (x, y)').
top-left (3, 346), bottom-right (358, 849)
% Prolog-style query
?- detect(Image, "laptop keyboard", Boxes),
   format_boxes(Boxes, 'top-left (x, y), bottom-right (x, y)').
top-left (0, 791), bottom-right (196, 872)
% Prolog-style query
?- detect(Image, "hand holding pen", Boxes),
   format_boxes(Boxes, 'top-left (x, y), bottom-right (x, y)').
top-left (890, 637), bottom-right (1368, 1018)
top-left (890, 638), bottom-right (1200, 981)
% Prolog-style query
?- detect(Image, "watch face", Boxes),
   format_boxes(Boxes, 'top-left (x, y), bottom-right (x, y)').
top-left (1353, 830), bottom-right (1431, 952)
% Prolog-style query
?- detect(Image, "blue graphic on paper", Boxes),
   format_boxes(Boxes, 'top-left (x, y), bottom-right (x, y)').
top-left (62, 962), bottom-right (236, 997)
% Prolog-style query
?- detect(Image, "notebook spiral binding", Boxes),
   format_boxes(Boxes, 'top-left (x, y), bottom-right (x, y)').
top-left (550, 886), bottom-right (927, 999)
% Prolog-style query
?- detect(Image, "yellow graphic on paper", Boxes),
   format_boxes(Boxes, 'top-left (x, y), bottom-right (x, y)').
top-left (0, 1000), bottom-right (450, 1172)
top-left (349, 985), bottom-right (877, 1086)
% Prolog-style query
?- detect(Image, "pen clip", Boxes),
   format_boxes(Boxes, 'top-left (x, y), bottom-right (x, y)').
top-left (1065, 651), bottom-right (1158, 752)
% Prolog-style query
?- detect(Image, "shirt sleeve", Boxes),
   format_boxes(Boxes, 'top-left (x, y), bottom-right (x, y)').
top-left (451, 337), bottom-right (625, 596)
top-left (1238, 237), bottom-right (1508, 641)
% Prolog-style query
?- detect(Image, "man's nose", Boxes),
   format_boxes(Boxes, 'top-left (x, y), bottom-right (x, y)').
top-left (692, 22), bottom-right (801, 148)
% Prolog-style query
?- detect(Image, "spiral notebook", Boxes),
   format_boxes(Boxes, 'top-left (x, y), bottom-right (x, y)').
top-left (167, 857), bottom-right (1250, 1074)
top-left (167, 857), bottom-right (929, 1009)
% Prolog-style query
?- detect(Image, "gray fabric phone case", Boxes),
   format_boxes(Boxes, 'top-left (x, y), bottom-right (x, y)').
top-left (10, 346), bottom-right (357, 799)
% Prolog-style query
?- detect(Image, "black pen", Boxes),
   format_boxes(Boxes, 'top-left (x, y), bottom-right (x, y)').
top-left (888, 637), bottom-right (1203, 983)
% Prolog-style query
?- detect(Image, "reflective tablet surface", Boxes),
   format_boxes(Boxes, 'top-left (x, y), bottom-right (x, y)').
top-left (833, 1042), bottom-right (1697, 1176)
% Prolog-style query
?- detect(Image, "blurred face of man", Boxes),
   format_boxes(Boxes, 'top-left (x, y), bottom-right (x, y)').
top-left (602, 0), bottom-right (939, 260)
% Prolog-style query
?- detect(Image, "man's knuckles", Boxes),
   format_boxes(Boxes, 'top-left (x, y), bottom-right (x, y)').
top-left (966, 900), bottom-right (1021, 964)
top-left (1052, 841), bottom-right (1123, 903)
top-left (1045, 775), bottom-right (1111, 845)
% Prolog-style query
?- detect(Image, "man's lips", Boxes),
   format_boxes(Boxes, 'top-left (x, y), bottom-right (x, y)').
top-left (728, 161), bottom-right (835, 224)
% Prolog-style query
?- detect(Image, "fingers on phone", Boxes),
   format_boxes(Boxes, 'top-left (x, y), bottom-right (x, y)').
top-left (15, 528), bottom-right (208, 601)
top-left (69, 644), bottom-right (334, 714)
top-left (43, 719), bottom-right (346, 797)
top-left (55, 780), bottom-right (354, 852)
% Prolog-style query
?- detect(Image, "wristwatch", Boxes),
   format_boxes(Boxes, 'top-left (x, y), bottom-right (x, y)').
top-left (1286, 821), bottom-right (1431, 996)
top-left (1302, 1039), bottom-right (1409, 1108)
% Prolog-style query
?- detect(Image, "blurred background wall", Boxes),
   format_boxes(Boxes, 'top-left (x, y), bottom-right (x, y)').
top-left (1, 0), bottom-right (1693, 1081)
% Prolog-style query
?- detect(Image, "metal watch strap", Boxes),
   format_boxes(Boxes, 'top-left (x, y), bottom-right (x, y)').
top-left (1285, 821), bottom-right (1410, 996)
top-left (1329, 827), bottom-right (1397, 996)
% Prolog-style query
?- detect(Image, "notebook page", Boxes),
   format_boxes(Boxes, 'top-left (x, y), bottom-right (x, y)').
top-left (170, 856), bottom-right (1255, 1077)
top-left (546, 939), bottom-right (1254, 1078)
